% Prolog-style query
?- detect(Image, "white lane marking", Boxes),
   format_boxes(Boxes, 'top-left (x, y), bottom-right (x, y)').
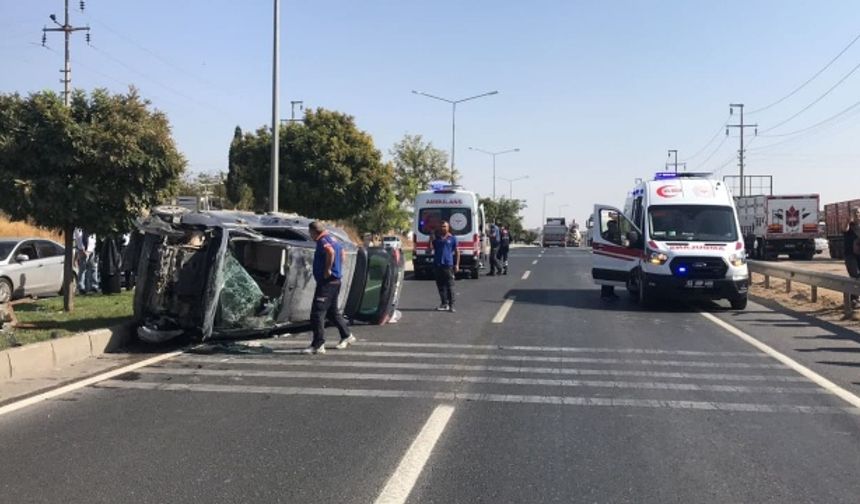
top-left (492, 298), bottom-right (516, 324)
top-left (261, 340), bottom-right (768, 358)
top-left (374, 404), bottom-right (455, 504)
top-left (96, 380), bottom-right (858, 415)
top-left (531, 259), bottom-right (538, 265)
top-left (181, 356), bottom-right (808, 383)
top-left (701, 312), bottom-right (860, 410)
top-left (0, 351), bottom-right (183, 417)
top-left (273, 349), bottom-right (787, 369)
top-left (521, 270), bottom-right (531, 280)
top-left (141, 367), bottom-right (823, 395)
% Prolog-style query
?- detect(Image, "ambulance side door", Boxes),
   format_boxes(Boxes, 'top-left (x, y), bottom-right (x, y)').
top-left (591, 204), bottom-right (642, 285)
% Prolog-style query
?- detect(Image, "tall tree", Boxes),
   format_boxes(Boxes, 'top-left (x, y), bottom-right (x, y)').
top-left (389, 134), bottom-right (452, 205)
top-left (227, 108), bottom-right (393, 220)
top-left (0, 88), bottom-right (185, 311)
top-left (481, 197), bottom-right (527, 239)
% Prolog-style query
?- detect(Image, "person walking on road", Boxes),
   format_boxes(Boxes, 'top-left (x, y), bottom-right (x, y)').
top-left (498, 224), bottom-right (511, 275)
top-left (303, 221), bottom-right (355, 355)
top-left (430, 221), bottom-right (459, 312)
top-left (488, 223), bottom-right (502, 276)
top-left (845, 207), bottom-right (860, 307)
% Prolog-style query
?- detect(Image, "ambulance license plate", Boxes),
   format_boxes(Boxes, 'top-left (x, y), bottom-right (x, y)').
top-left (685, 280), bottom-right (714, 289)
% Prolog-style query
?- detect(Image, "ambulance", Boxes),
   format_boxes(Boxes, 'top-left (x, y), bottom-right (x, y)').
top-left (412, 182), bottom-right (489, 279)
top-left (591, 172), bottom-right (749, 309)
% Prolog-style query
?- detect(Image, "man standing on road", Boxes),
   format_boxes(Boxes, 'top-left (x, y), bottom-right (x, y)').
top-left (430, 220), bottom-right (459, 312)
top-left (498, 224), bottom-right (511, 275)
top-left (845, 208), bottom-right (860, 307)
top-left (303, 221), bottom-right (355, 355)
top-left (488, 223), bottom-right (502, 276)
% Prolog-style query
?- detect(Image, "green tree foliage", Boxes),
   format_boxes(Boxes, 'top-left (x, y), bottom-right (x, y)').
top-left (349, 190), bottom-right (410, 236)
top-left (481, 197), bottom-right (527, 239)
top-left (0, 88), bottom-right (185, 310)
top-left (226, 108), bottom-right (393, 221)
top-left (225, 126), bottom-right (256, 210)
top-left (389, 134), bottom-right (452, 205)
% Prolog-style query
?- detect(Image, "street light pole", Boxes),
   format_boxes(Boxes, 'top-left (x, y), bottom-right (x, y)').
top-left (542, 191), bottom-right (554, 226)
top-left (468, 147), bottom-right (520, 199)
top-left (558, 204), bottom-right (570, 216)
top-left (412, 89), bottom-right (499, 183)
top-left (497, 175), bottom-right (529, 199)
top-left (270, 0), bottom-right (280, 213)
top-left (668, 149), bottom-right (678, 173)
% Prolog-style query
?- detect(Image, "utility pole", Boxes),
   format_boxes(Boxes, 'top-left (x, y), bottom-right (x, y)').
top-left (667, 149), bottom-right (678, 173)
top-left (270, 0), bottom-right (280, 213)
top-left (42, 0), bottom-right (90, 107)
top-left (290, 100), bottom-right (303, 121)
top-left (726, 104), bottom-right (758, 197)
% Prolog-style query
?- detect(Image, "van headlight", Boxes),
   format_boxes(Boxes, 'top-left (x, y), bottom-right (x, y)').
top-left (729, 252), bottom-right (746, 267)
top-left (647, 249), bottom-right (668, 265)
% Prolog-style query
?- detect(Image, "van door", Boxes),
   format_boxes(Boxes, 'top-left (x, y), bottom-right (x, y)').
top-left (591, 205), bottom-right (642, 285)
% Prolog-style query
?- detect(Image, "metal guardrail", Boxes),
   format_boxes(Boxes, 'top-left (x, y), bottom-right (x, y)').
top-left (748, 260), bottom-right (860, 316)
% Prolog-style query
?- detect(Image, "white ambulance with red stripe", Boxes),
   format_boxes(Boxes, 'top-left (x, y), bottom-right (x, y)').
top-left (412, 183), bottom-right (489, 279)
top-left (591, 172), bottom-right (749, 309)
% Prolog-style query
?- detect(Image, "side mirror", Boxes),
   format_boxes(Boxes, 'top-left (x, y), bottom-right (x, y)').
top-left (626, 231), bottom-right (640, 246)
top-left (15, 254), bottom-right (30, 263)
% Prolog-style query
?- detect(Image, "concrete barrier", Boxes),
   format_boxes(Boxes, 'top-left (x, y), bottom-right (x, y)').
top-left (0, 324), bottom-right (132, 383)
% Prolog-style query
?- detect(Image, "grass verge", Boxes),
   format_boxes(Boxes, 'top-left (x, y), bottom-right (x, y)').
top-left (1, 291), bottom-right (134, 350)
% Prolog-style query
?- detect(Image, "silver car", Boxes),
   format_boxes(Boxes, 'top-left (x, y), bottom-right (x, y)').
top-left (0, 238), bottom-right (68, 303)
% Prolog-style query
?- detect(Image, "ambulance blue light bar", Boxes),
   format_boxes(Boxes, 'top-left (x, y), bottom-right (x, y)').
top-left (654, 172), bottom-right (678, 180)
top-left (429, 181), bottom-right (460, 193)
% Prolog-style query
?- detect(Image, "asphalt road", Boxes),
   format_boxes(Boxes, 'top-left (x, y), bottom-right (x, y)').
top-left (2, 247), bottom-right (860, 503)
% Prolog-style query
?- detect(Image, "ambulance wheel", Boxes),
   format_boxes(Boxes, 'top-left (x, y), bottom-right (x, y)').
top-left (471, 268), bottom-right (479, 279)
top-left (626, 271), bottom-right (640, 299)
top-left (637, 270), bottom-right (656, 308)
top-left (730, 295), bottom-right (748, 310)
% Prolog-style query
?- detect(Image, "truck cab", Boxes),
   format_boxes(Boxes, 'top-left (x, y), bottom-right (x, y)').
top-left (591, 172), bottom-right (749, 309)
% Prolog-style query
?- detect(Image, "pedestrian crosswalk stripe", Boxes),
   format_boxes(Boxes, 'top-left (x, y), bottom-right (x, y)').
top-left (257, 340), bottom-right (770, 358)
top-left (95, 380), bottom-right (860, 416)
top-left (267, 349), bottom-right (788, 369)
top-left (139, 367), bottom-right (825, 395)
top-left (177, 356), bottom-right (808, 383)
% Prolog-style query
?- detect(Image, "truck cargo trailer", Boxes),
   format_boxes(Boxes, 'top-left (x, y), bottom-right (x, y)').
top-left (736, 194), bottom-right (819, 260)
top-left (824, 199), bottom-right (860, 259)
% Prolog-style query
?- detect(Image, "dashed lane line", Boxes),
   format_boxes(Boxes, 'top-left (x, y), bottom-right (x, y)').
top-left (531, 259), bottom-right (538, 265)
top-left (701, 312), bottom-right (860, 410)
top-left (492, 298), bottom-right (516, 324)
top-left (521, 270), bottom-right (531, 280)
top-left (374, 404), bottom-right (455, 504)
top-left (94, 380), bottom-right (859, 416)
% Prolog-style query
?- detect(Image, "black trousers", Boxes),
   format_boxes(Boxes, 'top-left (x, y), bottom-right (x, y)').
top-left (489, 245), bottom-right (501, 273)
top-left (847, 254), bottom-right (860, 301)
top-left (310, 280), bottom-right (350, 347)
top-left (434, 266), bottom-right (455, 306)
top-left (498, 245), bottom-right (509, 266)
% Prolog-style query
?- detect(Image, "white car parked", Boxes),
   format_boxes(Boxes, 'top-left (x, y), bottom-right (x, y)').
top-left (382, 235), bottom-right (402, 250)
top-left (0, 238), bottom-right (69, 303)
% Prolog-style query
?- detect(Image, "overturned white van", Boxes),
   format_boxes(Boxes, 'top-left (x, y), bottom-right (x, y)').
top-left (591, 172), bottom-right (749, 310)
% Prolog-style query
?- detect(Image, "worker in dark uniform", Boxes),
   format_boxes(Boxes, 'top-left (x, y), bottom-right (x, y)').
top-left (429, 220), bottom-right (459, 312)
top-left (845, 208), bottom-right (860, 307)
top-left (498, 225), bottom-right (511, 275)
top-left (488, 223), bottom-right (501, 276)
top-left (600, 219), bottom-right (621, 300)
top-left (303, 221), bottom-right (355, 355)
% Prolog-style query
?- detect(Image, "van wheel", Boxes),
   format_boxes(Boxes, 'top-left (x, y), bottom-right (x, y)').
top-left (0, 278), bottom-right (12, 304)
top-left (626, 270), bottom-right (640, 298)
top-left (471, 268), bottom-right (479, 279)
top-left (730, 295), bottom-right (748, 310)
top-left (637, 271), bottom-right (656, 308)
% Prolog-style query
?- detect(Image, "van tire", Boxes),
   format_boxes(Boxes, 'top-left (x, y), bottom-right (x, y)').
top-left (730, 295), bottom-right (748, 310)
top-left (637, 271), bottom-right (656, 309)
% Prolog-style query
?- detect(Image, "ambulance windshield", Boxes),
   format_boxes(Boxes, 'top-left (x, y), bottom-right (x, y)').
top-left (648, 205), bottom-right (737, 242)
top-left (419, 208), bottom-right (472, 235)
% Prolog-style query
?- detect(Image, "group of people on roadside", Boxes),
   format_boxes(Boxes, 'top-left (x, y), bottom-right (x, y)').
top-left (73, 229), bottom-right (139, 295)
top-left (846, 207), bottom-right (860, 308)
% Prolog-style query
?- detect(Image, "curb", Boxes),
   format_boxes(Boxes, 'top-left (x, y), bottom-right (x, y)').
top-left (0, 323), bottom-right (133, 383)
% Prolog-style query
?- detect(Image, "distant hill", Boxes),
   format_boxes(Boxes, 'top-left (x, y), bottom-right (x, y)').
top-left (0, 215), bottom-right (63, 242)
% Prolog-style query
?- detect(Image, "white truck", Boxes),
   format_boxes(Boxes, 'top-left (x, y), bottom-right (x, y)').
top-left (735, 194), bottom-right (819, 260)
top-left (542, 218), bottom-right (568, 247)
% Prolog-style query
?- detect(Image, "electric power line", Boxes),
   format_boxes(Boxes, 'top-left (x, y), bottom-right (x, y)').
top-left (695, 134), bottom-right (729, 170)
top-left (681, 115), bottom-right (730, 162)
top-left (748, 31), bottom-right (860, 115)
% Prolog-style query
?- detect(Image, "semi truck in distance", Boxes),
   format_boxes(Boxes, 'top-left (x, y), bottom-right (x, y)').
top-left (542, 218), bottom-right (568, 247)
top-left (735, 194), bottom-right (819, 260)
top-left (824, 198), bottom-right (860, 259)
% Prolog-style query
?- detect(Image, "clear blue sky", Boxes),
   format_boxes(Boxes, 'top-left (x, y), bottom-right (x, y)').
top-left (2, 1), bottom-right (860, 228)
